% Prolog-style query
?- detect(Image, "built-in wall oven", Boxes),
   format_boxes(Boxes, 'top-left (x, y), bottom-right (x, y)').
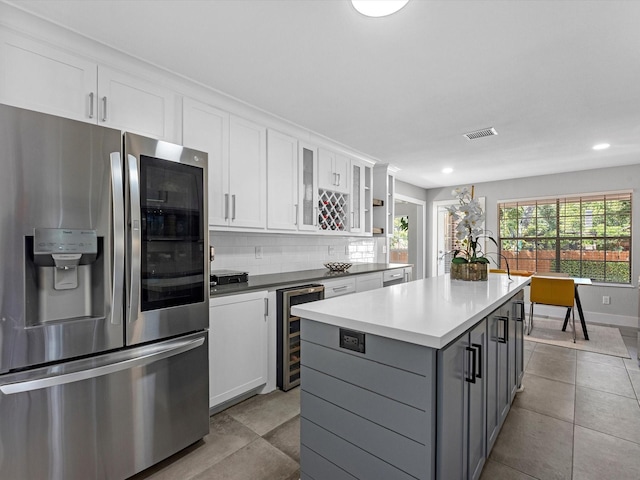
top-left (277, 284), bottom-right (324, 391)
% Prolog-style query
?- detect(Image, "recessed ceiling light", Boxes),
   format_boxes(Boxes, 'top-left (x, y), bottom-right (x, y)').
top-left (442, 167), bottom-right (454, 174)
top-left (592, 143), bottom-right (610, 151)
top-left (351, 0), bottom-right (409, 17)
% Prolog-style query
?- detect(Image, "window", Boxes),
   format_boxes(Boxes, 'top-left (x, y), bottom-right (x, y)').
top-left (498, 192), bottom-right (632, 283)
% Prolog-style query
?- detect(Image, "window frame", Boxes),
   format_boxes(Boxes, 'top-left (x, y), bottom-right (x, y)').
top-left (497, 191), bottom-right (632, 284)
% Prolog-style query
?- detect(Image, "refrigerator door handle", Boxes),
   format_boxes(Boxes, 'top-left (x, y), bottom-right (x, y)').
top-left (110, 152), bottom-right (125, 325)
top-left (0, 335), bottom-right (205, 395)
top-left (127, 154), bottom-right (141, 323)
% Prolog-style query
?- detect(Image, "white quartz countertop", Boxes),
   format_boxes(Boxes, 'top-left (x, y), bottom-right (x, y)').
top-left (291, 273), bottom-right (530, 349)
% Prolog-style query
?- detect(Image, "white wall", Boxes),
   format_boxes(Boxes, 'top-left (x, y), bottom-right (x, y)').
top-left (425, 164), bottom-right (640, 328)
top-left (210, 231), bottom-right (378, 275)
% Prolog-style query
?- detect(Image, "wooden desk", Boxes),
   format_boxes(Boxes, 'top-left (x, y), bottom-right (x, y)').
top-left (561, 277), bottom-right (592, 340)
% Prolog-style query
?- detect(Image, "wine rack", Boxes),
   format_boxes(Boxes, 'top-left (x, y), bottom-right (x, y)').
top-left (318, 189), bottom-right (348, 232)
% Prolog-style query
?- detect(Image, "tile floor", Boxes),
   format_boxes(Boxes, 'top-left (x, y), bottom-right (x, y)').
top-left (131, 333), bottom-right (640, 480)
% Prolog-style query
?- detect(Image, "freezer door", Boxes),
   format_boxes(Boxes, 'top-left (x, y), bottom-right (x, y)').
top-left (0, 331), bottom-right (209, 480)
top-left (0, 104), bottom-right (125, 373)
top-left (124, 133), bottom-right (209, 345)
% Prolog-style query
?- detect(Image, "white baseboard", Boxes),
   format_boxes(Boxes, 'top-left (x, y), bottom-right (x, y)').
top-left (531, 304), bottom-right (638, 330)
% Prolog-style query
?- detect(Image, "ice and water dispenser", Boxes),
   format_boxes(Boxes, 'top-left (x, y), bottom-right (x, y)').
top-left (26, 228), bottom-right (103, 324)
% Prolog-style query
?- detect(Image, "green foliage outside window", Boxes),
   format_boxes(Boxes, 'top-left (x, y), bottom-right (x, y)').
top-left (498, 193), bottom-right (631, 284)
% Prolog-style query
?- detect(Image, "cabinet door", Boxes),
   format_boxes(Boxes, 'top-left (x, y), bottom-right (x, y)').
top-left (298, 143), bottom-right (318, 231)
top-left (97, 66), bottom-right (177, 141)
top-left (182, 98), bottom-right (230, 227)
top-left (512, 293), bottom-right (526, 389)
top-left (468, 320), bottom-right (487, 480)
top-left (437, 333), bottom-right (467, 480)
top-left (0, 30), bottom-right (97, 123)
top-left (350, 161), bottom-right (365, 233)
top-left (209, 291), bottom-right (268, 408)
top-left (355, 272), bottom-right (383, 292)
top-left (317, 148), bottom-right (336, 191)
top-left (267, 130), bottom-right (298, 231)
top-left (333, 153), bottom-right (350, 194)
top-left (229, 115), bottom-right (267, 229)
top-left (486, 309), bottom-right (510, 451)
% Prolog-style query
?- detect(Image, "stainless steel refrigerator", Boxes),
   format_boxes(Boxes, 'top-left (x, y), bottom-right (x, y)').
top-left (0, 104), bottom-right (210, 479)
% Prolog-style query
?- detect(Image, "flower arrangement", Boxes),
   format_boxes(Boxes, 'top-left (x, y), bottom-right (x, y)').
top-left (446, 186), bottom-right (496, 266)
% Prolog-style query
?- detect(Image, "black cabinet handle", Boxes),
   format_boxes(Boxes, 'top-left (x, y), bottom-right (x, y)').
top-left (465, 346), bottom-right (476, 383)
top-left (496, 316), bottom-right (508, 343)
top-left (472, 343), bottom-right (483, 379)
top-left (514, 300), bottom-right (525, 322)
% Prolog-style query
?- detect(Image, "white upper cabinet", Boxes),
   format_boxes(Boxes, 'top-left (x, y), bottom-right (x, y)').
top-left (0, 30), bottom-right (97, 123)
top-left (350, 160), bottom-right (365, 234)
top-left (267, 129), bottom-right (298, 231)
top-left (318, 148), bottom-right (350, 194)
top-left (228, 115), bottom-right (267, 229)
top-left (182, 97), bottom-right (230, 227)
top-left (96, 66), bottom-right (176, 141)
top-left (298, 143), bottom-right (319, 232)
top-left (0, 30), bottom-right (177, 141)
top-left (183, 101), bottom-right (266, 230)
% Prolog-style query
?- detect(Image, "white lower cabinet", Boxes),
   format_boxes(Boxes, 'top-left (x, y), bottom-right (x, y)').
top-left (321, 277), bottom-right (356, 298)
top-left (355, 272), bottom-right (383, 292)
top-left (209, 291), bottom-right (268, 409)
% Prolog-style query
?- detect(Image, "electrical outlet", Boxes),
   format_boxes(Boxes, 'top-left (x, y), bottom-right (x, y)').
top-left (602, 295), bottom-right (611, 305)
top-left (328, 246), bottom-right (335, 255)
top-left (255, 246), bottom-right (263, 259)
top-left (382, 245), bottom-right (387, 254)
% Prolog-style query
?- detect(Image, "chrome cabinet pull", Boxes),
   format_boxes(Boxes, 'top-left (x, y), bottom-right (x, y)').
top-left (232, 194), bottom-right (236, 220)
top-left (89, 92), bottom-right (94, 119)
top-left (264, 298), bottom-right (269, 318)
top-left (224, 193), bottom-right (229, 220)
top-left (294, 204), bottom-right (298, 226)
top-left (102, 96), bottom-right (108, 122)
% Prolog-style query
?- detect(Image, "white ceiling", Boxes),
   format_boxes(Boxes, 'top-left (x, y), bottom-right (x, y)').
top-left (8, 0), bottom-right (640, 189)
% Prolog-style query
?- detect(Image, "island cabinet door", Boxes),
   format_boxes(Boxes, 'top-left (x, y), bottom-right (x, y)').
top-left (436, 319), bottom-right (487, 480)
top-left (507, 291), bottom-right (526, 401)
top-left (486, 306), bottom-right (511, 452)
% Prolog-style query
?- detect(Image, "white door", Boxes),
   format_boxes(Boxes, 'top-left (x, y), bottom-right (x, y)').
top-left (267, 129), bottom-right (298, 231)
top-left (298, 143), bottom-right (319, 231)
top-left (229, 115), bottom-right (267, 229)
top-left (183, 98), bottom-right (230, 227)
top-left (97, 66), bottom-right (177, 141)
top-left (0, 30), bottom-right (97, 123)
top-left (350, 160), bottom-right (365, 233)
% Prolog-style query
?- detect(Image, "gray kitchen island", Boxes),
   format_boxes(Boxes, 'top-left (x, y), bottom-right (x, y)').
top-left (291, 273), bottom-right (530, 480)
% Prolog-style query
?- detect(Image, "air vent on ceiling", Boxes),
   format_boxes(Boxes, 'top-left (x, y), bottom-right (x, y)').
top-left (463, 127), bottom-right (498, 140)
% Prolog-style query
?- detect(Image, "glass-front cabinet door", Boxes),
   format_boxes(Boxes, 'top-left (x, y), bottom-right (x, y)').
top-left (298, 143), bottom-right (318, 231)
top-left (140, 155), bottom-right (205, 311)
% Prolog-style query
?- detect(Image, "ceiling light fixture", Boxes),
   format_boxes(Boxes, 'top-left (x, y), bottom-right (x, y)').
top-left (442, 167), bottom-right (454, 174)
top-left (592, 143), bottom-right (610, 151)
top-left (351, 0), bottom-right (409, 17)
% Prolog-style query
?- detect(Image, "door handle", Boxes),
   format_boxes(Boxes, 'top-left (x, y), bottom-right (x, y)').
top-left (472, 342), bottom-right (483, 378)
top-left (0, 335), bottom-right (204, 394)
top-left (110, 152), bottom-right (124, 325)
top-left (232, 194), bottom-right (236, 220)
top-left (127, 154), bottom-right (141, 323)
top-left (89, 92), bottom-right (95, 119)
top-left (466, 346), bottom-right (477, 383)
top-left (496, 315), bottom-right (508, 343)
top-left (224, 193), bottom-right (229, 220)
top-left (102, 96), bottom-right (108, 122)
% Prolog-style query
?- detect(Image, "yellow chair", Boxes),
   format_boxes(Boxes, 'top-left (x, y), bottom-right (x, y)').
top-left (528, 276), bottom-right (577, 342)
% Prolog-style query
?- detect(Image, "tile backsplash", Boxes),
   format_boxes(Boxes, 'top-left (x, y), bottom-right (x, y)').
top-left (210, 231), bottom-right (383, 275)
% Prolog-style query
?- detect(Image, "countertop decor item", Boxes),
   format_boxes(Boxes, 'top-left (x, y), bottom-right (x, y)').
top-left (324, 262), bottom-right (352, 272)
top-left (446, 185), bottom-right (495, 281)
